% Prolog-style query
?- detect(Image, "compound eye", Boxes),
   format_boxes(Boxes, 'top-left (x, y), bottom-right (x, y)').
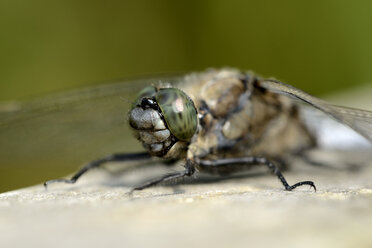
top-left (155, 88), bottom-right (198, 141)
top-left (131, 86), bottom-right (157, 108)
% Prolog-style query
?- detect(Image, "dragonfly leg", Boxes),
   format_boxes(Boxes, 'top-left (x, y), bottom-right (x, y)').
top-left (197, 157), bottom-right (316, 191)
top-left (44, 152), bottom-right (151, 188)
top-left (130, 160), bottom-right (195, 192)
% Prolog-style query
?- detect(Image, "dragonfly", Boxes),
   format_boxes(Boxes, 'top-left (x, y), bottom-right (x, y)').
top-left (1, 68), bottom-right (371, 192)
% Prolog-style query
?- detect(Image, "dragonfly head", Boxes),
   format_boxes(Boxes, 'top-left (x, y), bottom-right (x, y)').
top-left (129, 86), bottom-right (198, 158)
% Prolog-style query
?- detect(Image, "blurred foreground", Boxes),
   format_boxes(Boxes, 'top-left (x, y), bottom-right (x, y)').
top-left (1, 147), bottom-right (372, 248)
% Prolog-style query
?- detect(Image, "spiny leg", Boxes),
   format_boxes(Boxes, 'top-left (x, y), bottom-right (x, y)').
top-left (44, 152), bottom-right (151, 188)
top-left (130, 160), bottom-right (195, 193)
top-left (197, 157), bottom-right (316, 191)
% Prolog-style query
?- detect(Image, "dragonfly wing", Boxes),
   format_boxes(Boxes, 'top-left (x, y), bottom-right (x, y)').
top-left (0, 75), bottom-right (181, 170)
top-left (300, 107), bottom-right (372, 149)
top-left (258, 79), bottom-right (372, 144)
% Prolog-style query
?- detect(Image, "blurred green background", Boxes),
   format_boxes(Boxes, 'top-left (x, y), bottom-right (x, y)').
top-left (1, 0), bottom-right (372, 192)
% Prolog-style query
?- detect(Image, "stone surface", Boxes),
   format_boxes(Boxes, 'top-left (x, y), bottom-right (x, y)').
top-left (1, 150), bottom-right (372, 248)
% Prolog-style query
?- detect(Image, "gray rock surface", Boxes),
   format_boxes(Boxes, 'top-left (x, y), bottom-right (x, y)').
top-left (1, 150), bottom-right (372, 248)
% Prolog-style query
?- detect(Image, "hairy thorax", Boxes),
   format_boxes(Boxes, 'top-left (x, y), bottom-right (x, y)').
top-left (181, 69), bottom-right (315, 163)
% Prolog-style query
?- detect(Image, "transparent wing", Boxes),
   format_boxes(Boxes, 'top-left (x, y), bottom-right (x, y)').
top-left (0, 75), bottom-right (181, 180)
top-left (259, 79), bottom-right (372, 143)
